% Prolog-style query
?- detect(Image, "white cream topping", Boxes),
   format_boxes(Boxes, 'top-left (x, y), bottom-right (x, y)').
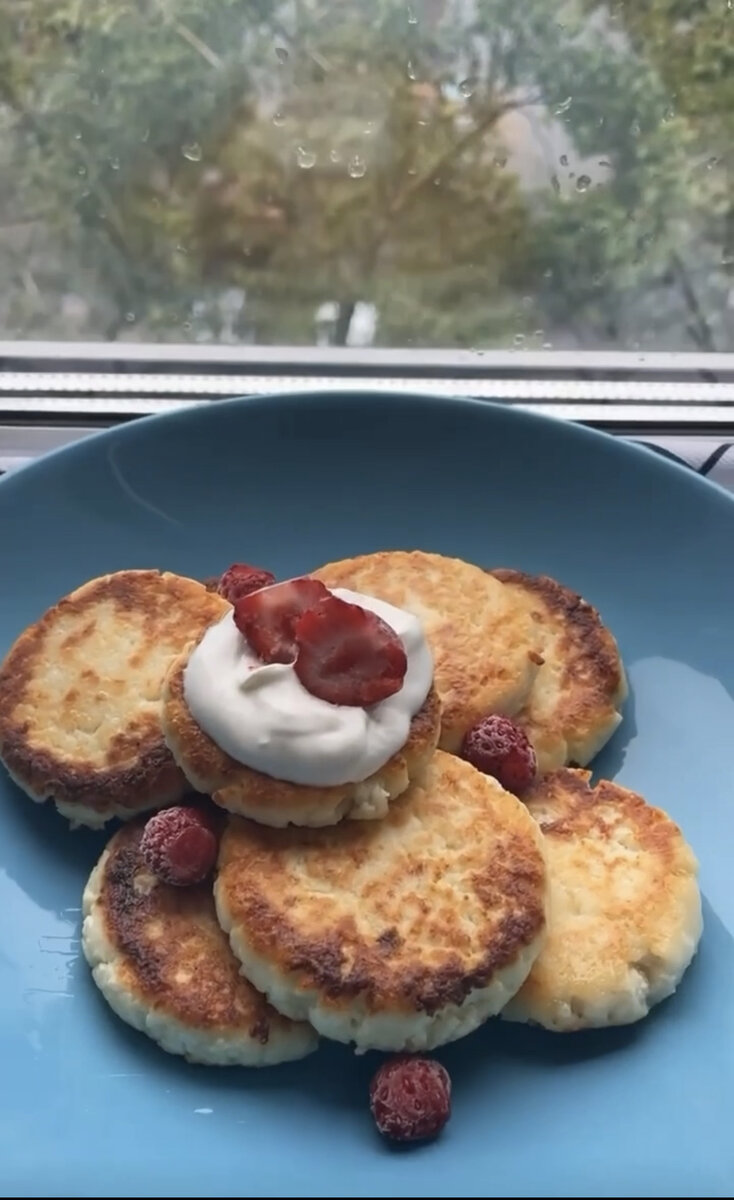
top-left (183, 587), bottom-right (433, 788)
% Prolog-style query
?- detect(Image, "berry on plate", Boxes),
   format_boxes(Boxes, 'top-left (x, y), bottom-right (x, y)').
top-left (369, 1055), bottom-right (451, 1143)
top-left (140, 806), bottom-right (218, 887)
top-left (461, 713), bottom-right (537, 793)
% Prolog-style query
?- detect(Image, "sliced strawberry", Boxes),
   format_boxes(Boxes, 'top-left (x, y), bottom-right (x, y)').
top-left (218, 562), bottom-right (276, 604)
top-left (233, 576), bottom-right (330, 663)
top-left (293, 596), bottom-right (407, 706)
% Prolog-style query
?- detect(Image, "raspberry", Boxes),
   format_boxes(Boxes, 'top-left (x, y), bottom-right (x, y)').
top-left (293, 596), bottom-right (407, 706)
top-left (369, 1056), bottom-right (451, 1143)
top-left (140, 806), bottom-right (218, 887)
top-left (217, 563), bottom-right (276, 604)
top-left (233, 576), bottom-right (330, 663)
top-left (461, 714), bottom-right (537, 793)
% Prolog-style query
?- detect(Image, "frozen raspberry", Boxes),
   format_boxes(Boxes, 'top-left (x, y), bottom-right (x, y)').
top-left (140, 806), bottom-right (218, 887)
top-left (294, 596), bottom-right (407, 706)
top-left (369, 1056), bottom-right (451, 1143)
top-left (461, 713), bottom-right (536, 793)
top-left (217, 563), bottom-right (276, 604)
top-left (233, 576), bottom-right (330, 663)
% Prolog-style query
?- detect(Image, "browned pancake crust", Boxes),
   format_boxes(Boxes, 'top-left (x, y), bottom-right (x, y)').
top-left (0, 570), bottom-right (226, 819)
top-left (490, 569), bottom-right (626, 770)
top-left (163, 633), bottom-right (442, 825)
top-left (216, 752), bottom-right (547, 1017)
top-left (503, 768), bottom-right (701, 1029)
top-left (93, 820), bottom-right (301, 1040)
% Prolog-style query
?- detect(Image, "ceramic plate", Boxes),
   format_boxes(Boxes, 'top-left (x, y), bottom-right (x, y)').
top-left (0, 393), bottom-right (731, 1198)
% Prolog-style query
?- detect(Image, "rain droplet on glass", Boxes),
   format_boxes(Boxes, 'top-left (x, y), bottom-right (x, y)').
top-left (182, 143), bottom-right (202, 162)
top-left (407, 60), bottom-right (417, 80)
top-left (296, 146), bottom-right (317, 169)
top-left (275, 45), bottom-right (289, 64)
top-left (560, 153), bottom-right (568, 167)
top-left (707, 156), bottom-right (720, 170)
top-left (183, 321), bottom-right (192, 331)
top-left (550, 172), bottom-right (560, 194)
top-left (348, 155), bottom-right (367, 179)
top-left (109, 156), bottom-right (120, 170)
top-left (493, 154), bottom-right (508, 168)
top-left (458, 78), bottom-right (476, 99)
top-left (576, 174), bottom-right (591, 192)
top-left (329, 148), bottom-right (341, 163)
top-left (74, 131), bottom-right (82, 140)
top-left (272, 110), bottom-right (286, 127)
top-left (513, 333), bottom-right (526, 346)
top-left (554, 96), bottom-right (572, 115)
top-left (598, 159), bottom-right (612, 168)
top-left (407, 4), bottom-right (418, 23)
top-left (125, 312), bottom-right (135, 323)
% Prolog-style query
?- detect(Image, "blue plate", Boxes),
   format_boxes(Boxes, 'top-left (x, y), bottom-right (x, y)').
top-left (0, 393), bottom-right (732, 1198)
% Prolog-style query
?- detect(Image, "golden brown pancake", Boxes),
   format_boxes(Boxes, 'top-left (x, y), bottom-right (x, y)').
top-left (81, 819), bottom-right (318, 1066)
top-left (502, 769), bottom-right (702, 1031)
top-left (0, 570), bottom-right (226, 827)
top-left (215, 750), bottom-right (548, 1052)
top-left (163, 616), bottom-right (442, 826)
top-left (490, 570), bottom-right (627, 773)
top-left (312, 551), bottom-right (542, 751)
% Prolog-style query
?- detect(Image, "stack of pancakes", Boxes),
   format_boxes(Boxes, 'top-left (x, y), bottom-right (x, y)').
top-left (0, 554), bottom-right (702, 1067)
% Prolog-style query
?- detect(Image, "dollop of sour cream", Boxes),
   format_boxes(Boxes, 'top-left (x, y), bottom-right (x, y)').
top-left (183, 587), bottom-right (433, 788)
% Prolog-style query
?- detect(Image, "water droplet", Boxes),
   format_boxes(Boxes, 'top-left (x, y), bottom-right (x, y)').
top-left (347, 154), bottom-right (367, 179)
top-left (363, 121), bottom-right (375, 136)
top-left (407, 4), bottom-right (418, 23)
top-left (141, 127), bottom-right (150, 143)
top-left (559, 153), bottom-right (568, 167)
top-left (77, 166), bottom-right (86, 176)
top-left (183, 321), bottom-right (192, 331)
top-left (272, 111), bottom-right (286, 127)
top-left (407, 166), bottom-right (417, 176)
top-left (550, 172), bottom-right (560, 194)
top-left (458, 78), bottom-right (476, 99)
top-left (542, 341), bottom-right (553, 349)
top-left (407, 60), bottom-right (417, 80)
top-left (175, 243), bottom-right (188, 255)
top-left (543, 268), bottom-right (553, 280)
top-left (598, 159), bottom-right (612, 168)
top-left (182, 143), bottom-right (202, 162)
top-left (513, 333), bottom-right (526, 346)
top-left (73, 131), bottom-right (82, 140)
top-left (554, 96), bottom-right (572, 115)
top-left (721, 250), bottom-right (734, 266)
top-left (433, 176), bottom-right (441, 186)
top-left (275, 45), bottom-right (289, 64)
top-left (493, 154), bottom-right (508, 169)
top-left (631, 119), bottom-right (641, 137)
top-left (125, 312), bottom-right (135, 323)
top-left (296, 146), bottom-right (316, 169)
top-left (534, 329), bottom-right (544, 339)
top-left (109, 156), bottom-right (120, 170)
top-left (707, 156), bottom-right (720, 170)
top-left (576, 174), bottom-right (592, 192)
top-left (329, 148), bottom-right (341, 163)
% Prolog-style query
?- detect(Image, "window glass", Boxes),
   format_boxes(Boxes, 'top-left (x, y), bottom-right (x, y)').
top-left (1, 1), bottom-right (731, 352)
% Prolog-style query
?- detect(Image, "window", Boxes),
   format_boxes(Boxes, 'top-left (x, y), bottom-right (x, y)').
top-left (1, 1), bottom-right (732, 445)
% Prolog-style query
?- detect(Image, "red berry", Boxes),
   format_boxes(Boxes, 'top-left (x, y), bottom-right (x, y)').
top-left (293, 596), bottom-right (407, 706)
top-left (461, 714), bottom-right (537, 793)
top-left (233, 576), bottom-right (330, 663)
top-left (369, 1056), bottom-right (451, 1143)
top-left (140, 806), bottom-right (218, 887)
top-left (218, 563), bottom-right (276, 604)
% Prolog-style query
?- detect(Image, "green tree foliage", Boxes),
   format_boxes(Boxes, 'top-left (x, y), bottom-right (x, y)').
top-left (0, 0), bottom-right (730, 349)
